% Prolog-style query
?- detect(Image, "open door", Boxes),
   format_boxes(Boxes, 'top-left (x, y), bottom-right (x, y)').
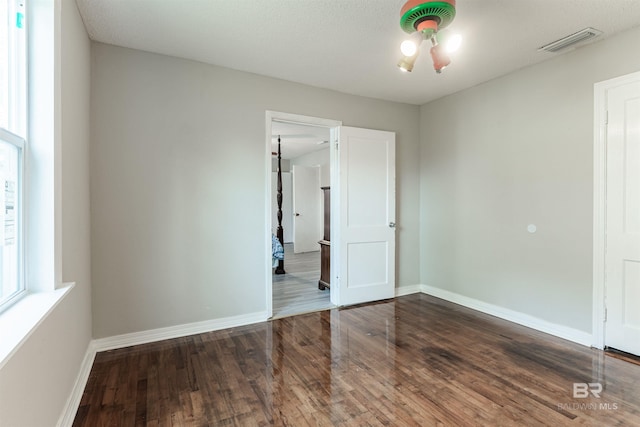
top-left (603, 77), bottom-right (640, 355)
top-left (335, 126), bottom-right (395, 306)
top-left (292, 165), bottom-right (321, 253)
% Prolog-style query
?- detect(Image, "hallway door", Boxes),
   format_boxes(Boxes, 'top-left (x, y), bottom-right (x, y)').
top-left (604, 77), bottom-right (640, 356)
top-left (336, 126), bottom-right (396, 306)
top-left (292, 165), bottom-right (321, 253)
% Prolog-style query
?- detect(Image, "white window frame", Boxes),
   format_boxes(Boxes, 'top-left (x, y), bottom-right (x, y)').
top-left (0, 128), bottom-right (25, 313)
top-left (0, 0), bottom-right (71, 371)
top-left (0, 0), bottom-right (27, 312)
top-left (3, 0), bottom-right (27, 137)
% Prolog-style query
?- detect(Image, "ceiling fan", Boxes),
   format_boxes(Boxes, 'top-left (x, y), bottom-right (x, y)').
top-left (397, 0), bottom-right (460, 73)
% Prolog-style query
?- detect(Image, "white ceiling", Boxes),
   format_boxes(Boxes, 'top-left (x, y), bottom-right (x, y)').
top-left (271, 121), bottom-right (330, 160)
top-left (76, 0), bottom-right (640, 105)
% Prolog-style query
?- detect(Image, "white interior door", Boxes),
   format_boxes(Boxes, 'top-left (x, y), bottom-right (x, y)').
top-left (605, 79), bottom-right (640, 355)
top-left (292, 165), bottom-right (321, 253)
top-left (337, 126), bottom-right (395, 306)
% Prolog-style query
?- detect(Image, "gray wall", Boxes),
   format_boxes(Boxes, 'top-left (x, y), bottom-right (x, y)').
top-left (90, 43), bottom-right (421, 338)
top-left (271, 157), bottom-right (291, 172)
top-left (292, 147), bottom-right (330, 187)
top-left (0, 0), bottom-right (92, 425)
top-left (419, 26), bottom-right (640, 333)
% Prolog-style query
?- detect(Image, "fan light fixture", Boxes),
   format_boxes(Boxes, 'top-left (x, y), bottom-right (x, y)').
top-left (398, 0), bottom-right (458, 73)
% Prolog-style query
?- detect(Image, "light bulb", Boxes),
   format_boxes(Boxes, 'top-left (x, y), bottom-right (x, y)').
top-left (445, 34), bottom-right (462, 53)
top-left (398, 52), bottom-right (419, 72)
top-left (400, 39), bottom-right (418, 57)
top-left (430, 43), bottom-right (451, 73)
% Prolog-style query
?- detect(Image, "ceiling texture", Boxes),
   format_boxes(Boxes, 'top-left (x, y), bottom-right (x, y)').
top-left (76, 0), bottom-right (640, 105)
top-left (271, 121), bottom-right (330, 160)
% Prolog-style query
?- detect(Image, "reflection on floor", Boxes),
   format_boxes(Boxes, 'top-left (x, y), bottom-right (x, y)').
top-left (272, 243), bottom-right (334, 319)
top-left (73, 294), bottom-right (640, 426)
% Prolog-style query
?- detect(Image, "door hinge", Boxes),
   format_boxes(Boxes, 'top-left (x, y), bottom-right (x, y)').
top-left (605, 110), bottom-right (608, 125)
top-left (604, 307), bottom-right (607, 322)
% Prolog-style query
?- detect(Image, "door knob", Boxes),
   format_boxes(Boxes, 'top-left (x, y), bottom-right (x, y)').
top-left (389, 222), bottom-right (396, 228)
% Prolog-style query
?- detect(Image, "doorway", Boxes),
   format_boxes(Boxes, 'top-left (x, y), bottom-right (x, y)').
top-left (265, 112), bottom-right (398, 319)
top-left (593, 70), bottom-right (640, 356)
top-left (266, 112), bottom-right (341, 319)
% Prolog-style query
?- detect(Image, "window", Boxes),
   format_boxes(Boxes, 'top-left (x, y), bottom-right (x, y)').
top-left (0, 0), bottom-right (26, 311)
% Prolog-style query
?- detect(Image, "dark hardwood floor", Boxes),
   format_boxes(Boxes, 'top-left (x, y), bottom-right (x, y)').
top-left (73, 294), bottom-right (640, 426)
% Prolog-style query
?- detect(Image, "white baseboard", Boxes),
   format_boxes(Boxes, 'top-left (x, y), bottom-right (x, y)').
top-left (419, 284), bottom-right (593, 347)
top-left (58, 310), bottom-right (268, 426)
top-left (395, 284), bottom-right (422, 297)
top-left (57, 289), bottom-right (594, 426)
top-left (93, 310), bottom-right (269, 352)
top-left (57, 341), bottom-right (97, 427)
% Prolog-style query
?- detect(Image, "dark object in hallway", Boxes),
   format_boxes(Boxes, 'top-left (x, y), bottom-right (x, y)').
top-left (318, 186), bottom-right (330, 290)
top-left (274, 135), bottom-right (285, 275)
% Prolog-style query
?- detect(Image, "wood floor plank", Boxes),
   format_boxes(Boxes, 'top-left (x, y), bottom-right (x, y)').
top-left (272, 244), bottom-right (334, 319)
top-left (74, 294), bottom-right (640, 426)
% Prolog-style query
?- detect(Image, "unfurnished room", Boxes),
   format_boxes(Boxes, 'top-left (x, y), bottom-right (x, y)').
top-left (1, 1), bottom-right (640, 426)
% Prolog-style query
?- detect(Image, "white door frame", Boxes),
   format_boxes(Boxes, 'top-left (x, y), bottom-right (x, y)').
top-left (592, 70), bottom-right (640, 349)
top-left (265, 111), bottom-right (342, 318)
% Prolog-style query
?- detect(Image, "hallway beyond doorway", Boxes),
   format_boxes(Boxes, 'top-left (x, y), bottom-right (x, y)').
top-left (272, 244), bottom-right (334, 318)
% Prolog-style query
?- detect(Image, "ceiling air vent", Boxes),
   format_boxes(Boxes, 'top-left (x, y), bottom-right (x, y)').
top-left (538, 27), bottom-right (602, 53)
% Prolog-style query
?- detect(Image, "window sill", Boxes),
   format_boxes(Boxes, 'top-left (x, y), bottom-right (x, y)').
top-left (0, 283), bottom-right (74, 370)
